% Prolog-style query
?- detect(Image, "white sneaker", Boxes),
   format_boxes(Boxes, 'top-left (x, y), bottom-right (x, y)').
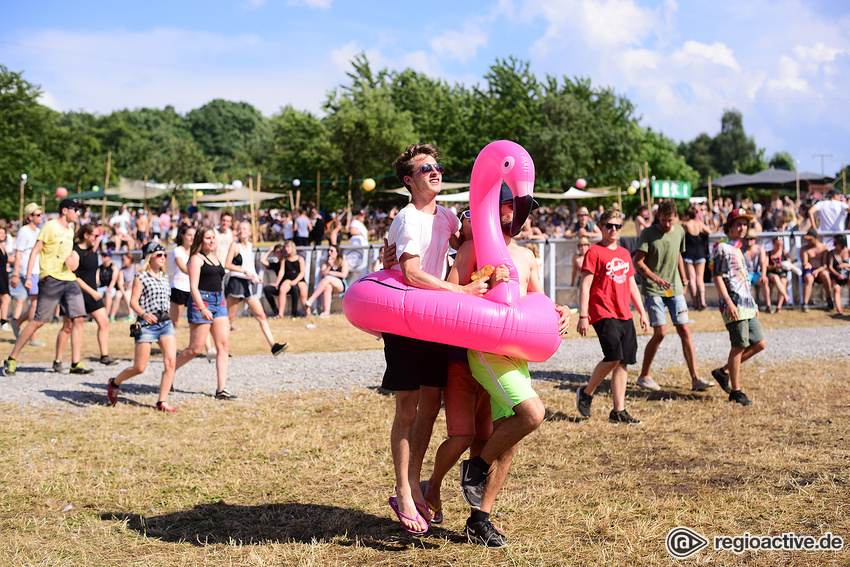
top-left (319, 312), bottom-right (330, 318)
top-left (206, 349), bottom-right (217, 363)
top-left (0, 323), bottom-right (11, 331)
top-left (637, 376), bottom-right (661, 391)
top-left (305, 298), bottom-right (314, 308)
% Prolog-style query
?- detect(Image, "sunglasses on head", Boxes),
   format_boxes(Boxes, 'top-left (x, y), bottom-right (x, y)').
top-left (603, 223), bottom-right (622, 230)
top-left (460, 210), bottom-right (471, 220)
top-left (417, 163), bottom-right (444, 175)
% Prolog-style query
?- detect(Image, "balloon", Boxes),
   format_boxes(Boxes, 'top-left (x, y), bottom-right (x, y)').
top-left (628, 186), bottom-right (637, 195)
top-left (343, 140), bottom-right (561, 362)
top-left (576, 178), bottom-right (586, 189)
top-left (362, 178), bottom-right (376, 191)
top-left (197, 191), bottom-right (204, 197)
top-left (92, 186), bottom-right (99, 192)
top-left (630, 180), bottom-right (640, 190)
top-left (21, 174), bottom-right (27, 181)
top-left (56, 187), bottom-right (67, 198)
top-left (232, 179), bottom-right (243, 190)
top-left (292, 179), bottom-right (301, 187)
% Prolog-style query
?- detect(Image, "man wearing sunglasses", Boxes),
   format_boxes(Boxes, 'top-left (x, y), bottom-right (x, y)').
top-left (4, 199), bottom-right (90, 376)
top-left (380, 144), bottom-right (490, 535)
top-left (633, 200), bottom-right (711, 391)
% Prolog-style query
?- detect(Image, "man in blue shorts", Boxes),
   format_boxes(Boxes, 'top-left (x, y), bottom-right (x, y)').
top-left (634, 199), bottom-right (711, 391)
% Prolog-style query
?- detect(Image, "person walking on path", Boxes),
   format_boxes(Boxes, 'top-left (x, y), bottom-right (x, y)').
top-left (172, 226), bottom-right (235, 399)
top-left (710, 208), bottom-right (766, 405)
top-left (10, 203), bottom-right (45, 346)
top-left (106, 242), bottom-right (179, 412)
top-left (633, 200), bottom-right (711, 391)
top-left (224, 221), bottom-right (288, 356)
top-left (4, 199), bottom-right (90, 376)
top-left (575, 209), bottom-right (649, 424)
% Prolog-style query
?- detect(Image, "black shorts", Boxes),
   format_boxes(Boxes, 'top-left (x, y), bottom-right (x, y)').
top-left (83, 293), bottom-right (106, 314)
top-left (225, 277), bottom-right (253, 299)
top-left (592, 318), bottom-right (638, 365)
top-left (170, 288), bottom-right (190, 306)
top-left (381, 333), bottom-right (448, 391)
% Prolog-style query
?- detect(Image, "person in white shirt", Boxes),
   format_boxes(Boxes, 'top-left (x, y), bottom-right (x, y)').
top-left (10, 203), bottom-right (44, 346)
top-left (809, 189), bottom-right (850, 248)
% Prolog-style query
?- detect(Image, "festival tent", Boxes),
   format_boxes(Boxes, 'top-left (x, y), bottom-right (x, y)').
top-left (195, 187), bottom-right (281, 204)
top-left (534, 187), bottom-right (612, 199)
top-left (704, 169), bottom-right (830, 190)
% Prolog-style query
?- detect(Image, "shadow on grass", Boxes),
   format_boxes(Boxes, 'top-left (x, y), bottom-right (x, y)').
top-left (103, 501), bottom-right (461, 550)
top-left (41, 389), bottom-right (148, 408)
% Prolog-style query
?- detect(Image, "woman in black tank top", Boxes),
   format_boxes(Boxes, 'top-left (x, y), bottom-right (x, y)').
top-left (173, 226), bottom-right (235, 399)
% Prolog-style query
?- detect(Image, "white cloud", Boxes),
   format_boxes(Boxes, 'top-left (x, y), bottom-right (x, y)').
top-left (37, 91), bottom-right (59, 111)
top-left (671, 41), bottom-right (742, 73)
top-left (766, 55), bottom-right (808, 92)
top-left (430, 24), bottom-right (487, 64)
top-left (285, 0), bottom-right (332, 8)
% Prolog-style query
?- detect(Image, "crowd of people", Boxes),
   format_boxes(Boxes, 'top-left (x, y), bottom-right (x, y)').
top-left (0, 159), bottom-right (847, 547)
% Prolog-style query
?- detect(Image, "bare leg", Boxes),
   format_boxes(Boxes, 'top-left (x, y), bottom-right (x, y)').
top-left (210, 317), bottom-right (230, 391)
top-left (246, 296), bottom-right (275, 347)
top-left (390, 389), bottom-right (428, 532)
top-left (70, 317), bottom-right (85, 365)
top-left (156, 334), bottom-right (177, 406)
top-left (695, 261), bottom-right (707, 308)
top-left (55, 316), bottom-right (73, 362)
top-left (479, 397), bottom-right (545, 465)
top-left (583, 359), bottom-right (619, 397)
top-left (407, 385), bottom-right (442, 521)
top-left (174, 322), bottom-right (211, 370)
top-left (112, 342), bottom-right (151, 386)
top-left (674, 323), bottom-right (701, 383)
top-left (640, 326), bottom-right (666, 380)
top-left (685, 262), bottom-right (697, 308)
top-left (90, 308), bottom-right (110, 357)
top-left (719, 339), bottom-right (766, 373)
top-left (8, 319), bottom-right (45, 360)
top-left (610, 363), bottom-right (628, 412)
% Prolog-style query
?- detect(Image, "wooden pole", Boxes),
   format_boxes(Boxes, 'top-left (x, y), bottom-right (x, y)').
top-left (617, 185), bottom-right (622, 212)
top-left (347, 175), bottom-right (353, 219)
top-left (255, 171), bottom-right (262, 243)
top-left (644, 162), bottom-right (652, 210)
top-left (843, 164), bottom-right (846, 195)
top-left (288, 190), bottom-right (294, 211)
top-left (102, 150), bottom-right (112, 224)
top-left (19, 177), bottom-right (25, 229)
top-left (316, 170), bottom-right (321, 212)
top-left (708, 176), bottom-right (713, 211)
top-left (795, 165), bottom-right (800, 206)
top-left (142, 175), bottom-right (148, 212)
top-left (248, 173), bottom-right (256, 247)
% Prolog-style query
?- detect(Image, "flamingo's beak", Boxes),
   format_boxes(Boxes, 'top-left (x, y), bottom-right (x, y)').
top-left (510, 195), bottom-right (533, 237)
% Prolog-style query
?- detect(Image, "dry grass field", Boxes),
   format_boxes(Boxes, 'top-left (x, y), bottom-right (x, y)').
top-left (0, 310), bottom-right (848, 566)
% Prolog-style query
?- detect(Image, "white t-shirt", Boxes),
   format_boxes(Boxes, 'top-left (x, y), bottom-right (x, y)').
top-left (15, 224), bottom-right (40, 276)
top-left (388, 204), bottom-right (459, 280)
top-left (813, 199), bottom-right (849, 233)
top-left (111, 211), bottom-right (131, 234)
top-left (229, 242), bottom-right (257, 280)
top-left (171, 246), bottom-right (190, 291)
top-left (349, 219), bottom-right (369, 247)
top-left (295, 215), bottom-right (311, 238)
top-left (213, 228), bottom-right (233, 264)
top-left (282, 219), bottom-right (294, 240)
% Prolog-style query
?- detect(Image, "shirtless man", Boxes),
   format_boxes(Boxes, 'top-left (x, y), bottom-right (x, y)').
top-left (800, 228), bottom-right (831, 312)
top-left (452, 185), bottom-right (569, 547)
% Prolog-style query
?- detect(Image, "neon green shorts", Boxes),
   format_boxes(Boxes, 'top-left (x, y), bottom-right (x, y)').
top-left (467, 350), bottom-right (537, 422)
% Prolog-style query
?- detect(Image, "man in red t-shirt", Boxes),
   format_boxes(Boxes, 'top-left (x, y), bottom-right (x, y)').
top-left (575, 209), bottom-right (649, 424)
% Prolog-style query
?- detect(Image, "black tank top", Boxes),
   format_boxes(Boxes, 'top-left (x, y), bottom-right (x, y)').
top-left (98, 263), bottom-right (114, 287)
top-left (73, 243), bottom-right (99, 289)
top-left (283, 258), bottom-right (300, 280)
top-left (199, 254), bottom-right (225, 292)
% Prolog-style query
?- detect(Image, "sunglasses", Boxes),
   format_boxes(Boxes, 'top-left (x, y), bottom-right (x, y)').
top-left (417, 163), bottom-right (444, 175)
top-left (460, 210), bottom-right (471, 220)
top-left (152, 252), bottom-right (166, 258)
top-left (603, 223), bottom-right (622, 230)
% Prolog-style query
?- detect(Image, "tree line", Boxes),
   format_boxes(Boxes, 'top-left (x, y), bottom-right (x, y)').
top-left (1, 55), bottom-right (798, 219)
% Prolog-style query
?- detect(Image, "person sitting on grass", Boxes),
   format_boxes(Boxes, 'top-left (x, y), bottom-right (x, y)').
top-left (575, 209), bottom-right (649, 424)
top-left (304, 245), bottom-right (349, 317)
top-left (107, 242), bottom-right (178, 412)
top-left (827, 234), bottom-right (850, 316)
top-left (709, 209), bottom-right (766, 406)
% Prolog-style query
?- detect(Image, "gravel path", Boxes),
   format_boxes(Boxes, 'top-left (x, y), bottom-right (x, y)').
top-left (1, 325), bottom-right (848, 410)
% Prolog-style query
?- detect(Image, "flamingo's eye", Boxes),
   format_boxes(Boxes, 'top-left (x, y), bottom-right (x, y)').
top-left (501, 156), bottom-right (515, 174)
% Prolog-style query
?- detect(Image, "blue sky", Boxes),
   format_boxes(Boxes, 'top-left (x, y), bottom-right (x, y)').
top-left (3, 0), bottom-right (849, 176)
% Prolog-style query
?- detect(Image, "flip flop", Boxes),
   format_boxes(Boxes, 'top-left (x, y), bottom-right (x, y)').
top-left (419, 480), bottom-right (443, 524)
top-left (388, 495), bottom-right (428, 535)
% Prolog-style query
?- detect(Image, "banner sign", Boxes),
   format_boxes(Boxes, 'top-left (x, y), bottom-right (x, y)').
top-left (651, 180), bottom-right (691, 199)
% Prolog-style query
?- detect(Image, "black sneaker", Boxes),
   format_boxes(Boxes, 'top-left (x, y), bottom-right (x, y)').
top-left (215, 389), bottom-right (237, 400)
top-left (460, 459), bottom-right (488, 509)
top-left (729, 390), bottom-right (753, 406)
top-left (3, 357), bottom-right (16, 377)
top-left (576, 386), bottom-right (593, 418)
top-left (53, 360), bottom-right (63, 373)
top-left (802, 304), bottom-right (809, 313)
top-left (711, 367), bottom-right (731, 394)
top-left (271, 342), bottom-right (289, 356)
top-left (99, 355), bottom-right (119, 366)
top-left (609, 409), bottom-right (641, 424)
top-left (827, 297), bottom-right (835, 310)
top-left (69, 362), bottom-right (94, 375)
top-left (466, 517), bottom-right (507, 548)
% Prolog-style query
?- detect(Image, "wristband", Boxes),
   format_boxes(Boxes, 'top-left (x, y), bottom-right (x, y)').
top-left (579, 315), bottom-right (589, 319)
top-left (682, 279), bottom-right (690, 285)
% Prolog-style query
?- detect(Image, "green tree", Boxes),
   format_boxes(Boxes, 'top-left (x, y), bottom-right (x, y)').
top-left (710, 108), bottom-right (764, 174)
top-left (678, 133), bottom-right (717, 181)
top-left (769, 151), bottom-right (795, 171)
top-left (187, 99), bottom-right (272, 175)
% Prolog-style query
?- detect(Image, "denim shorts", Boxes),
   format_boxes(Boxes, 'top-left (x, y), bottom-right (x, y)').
top-left (187, 290), bottom-right (228, 324)
top-left (644, 294), bottom-right (689, 327)
top-left (136, 320), bottom-right (175, 343)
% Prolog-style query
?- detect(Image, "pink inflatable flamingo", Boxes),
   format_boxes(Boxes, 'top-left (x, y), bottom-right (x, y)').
top-left (342, 140), bottom-right (561, 362)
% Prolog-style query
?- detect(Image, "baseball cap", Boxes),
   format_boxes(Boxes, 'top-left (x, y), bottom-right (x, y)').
top-left (724, 208), bottom-right (753, 227)
top-left (141, 241), bottom-right (165, 258)
top-left (499, 185), bottom-right (539, 211)
top-left (577, 206), bottom-right (590, 216)
top-left (58, 198), bottom-right (83, 213)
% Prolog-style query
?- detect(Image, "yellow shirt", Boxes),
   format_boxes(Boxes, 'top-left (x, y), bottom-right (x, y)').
top-left (38, 219), bottom-right (76, 281)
